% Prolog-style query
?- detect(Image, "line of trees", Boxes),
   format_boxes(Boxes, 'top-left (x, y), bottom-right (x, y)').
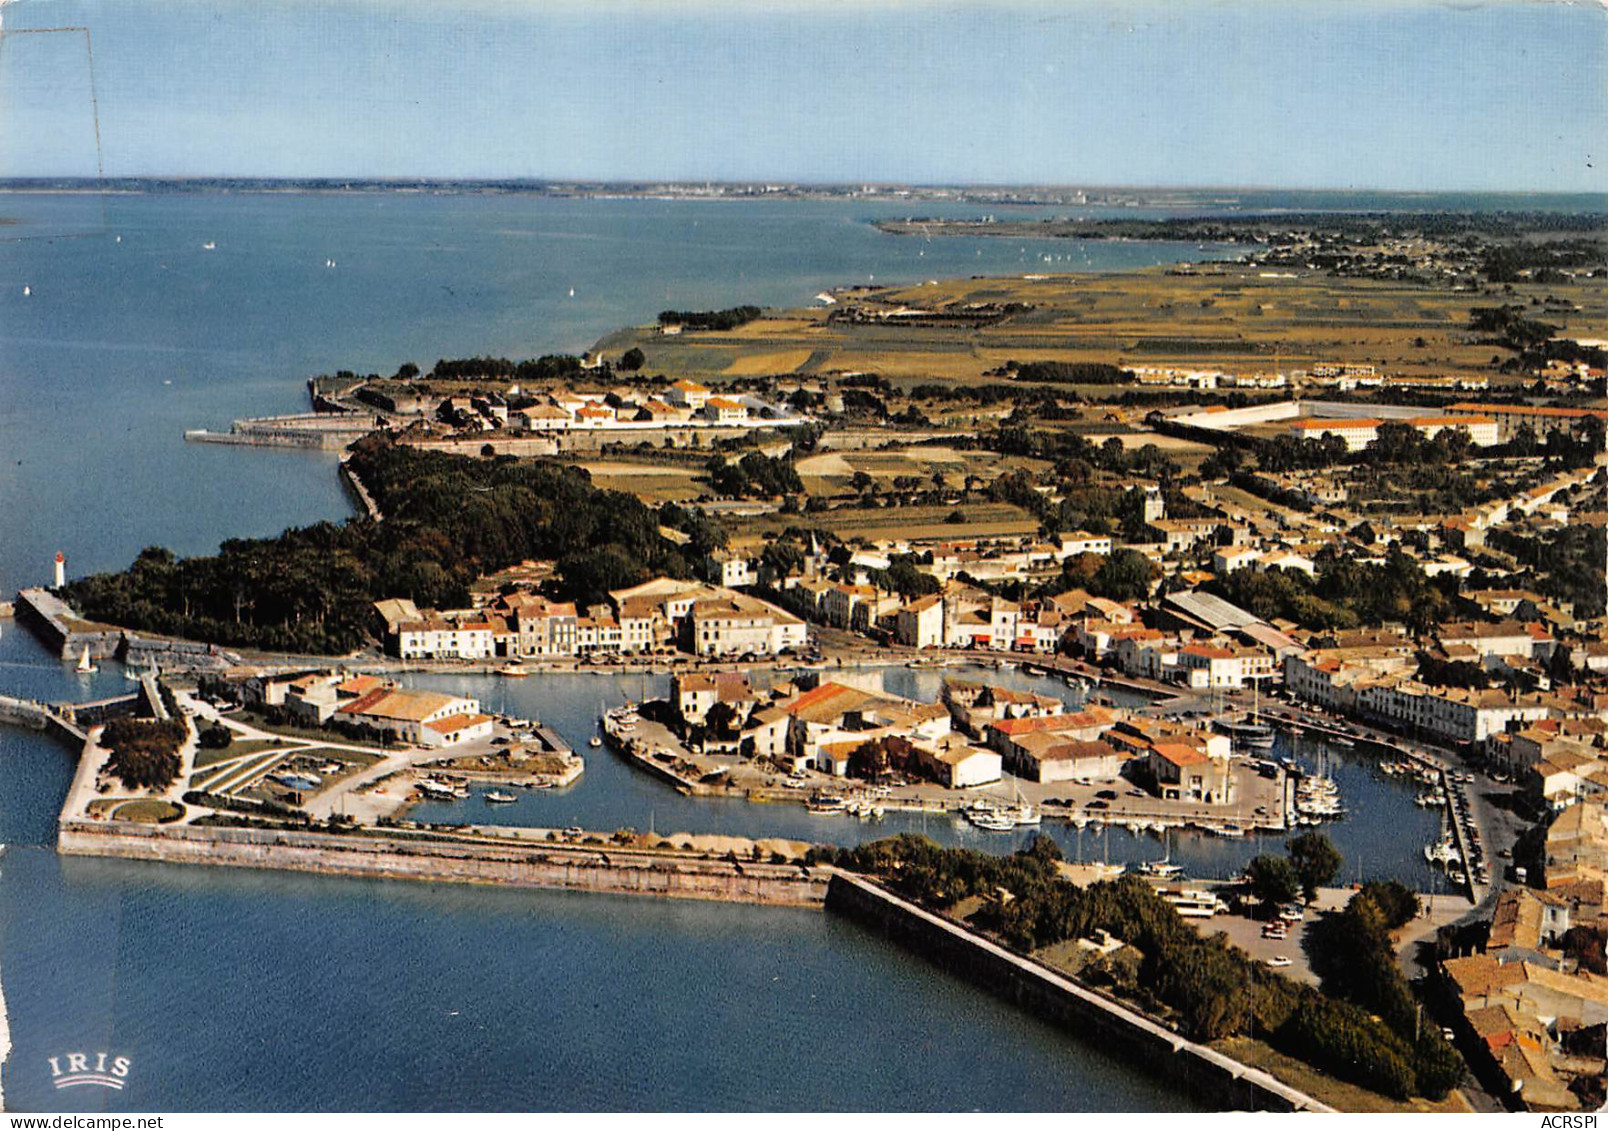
top-left (658, 305), bottom-right (762, 331)
top-left (65, 437), bottom-right (690, 653)
top-left (427, 354), bottom-right (589, 382)
top-left (1008, 361), bottom-right (1134, 385)
top-left (1208, 546), bottom-right (1455, 634)
top-left (817, 835), bottom-right (1459, 1100)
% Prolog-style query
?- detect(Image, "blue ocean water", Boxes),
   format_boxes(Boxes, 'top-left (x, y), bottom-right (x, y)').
top-left (0, 190), bottom-right (1492, 1110)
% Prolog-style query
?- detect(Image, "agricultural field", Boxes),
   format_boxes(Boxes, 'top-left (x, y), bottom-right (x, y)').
top-left (592, 266), bottom-right (1607, 391)
top-left (732, 501), bottom-right (1040, 545)
top-left (793, 447), bottom-right (1050, 496)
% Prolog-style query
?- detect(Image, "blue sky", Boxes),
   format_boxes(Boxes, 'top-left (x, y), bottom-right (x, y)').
top-left (0, 0), bottom-right (1603, 191)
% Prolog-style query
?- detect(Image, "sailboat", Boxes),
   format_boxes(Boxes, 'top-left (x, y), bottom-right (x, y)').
top-left (21, 285), bottom-right (30, 297)
top-left (1138, 828), bottom-right (1184, 878)
top-left (568, 287), bottom-right (575, 298)
top-left (1004, 778), bottom-right (1040, 826)
top-left (75, 646), bottom-right (97, 674)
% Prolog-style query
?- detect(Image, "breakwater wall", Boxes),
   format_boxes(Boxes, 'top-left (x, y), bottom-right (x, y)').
top-left (338, 457), bottom-right (384, 521)
top-left (15, 588), bottom-right (121, 661)
top-left (184, 412), bottom-right (379, 451)
top-left (0, 694), bottom-right (88, 745)
top-left (825, 873), bottom-right (1335, 1113)
top-left (57, 822), bottom-right (831, 906)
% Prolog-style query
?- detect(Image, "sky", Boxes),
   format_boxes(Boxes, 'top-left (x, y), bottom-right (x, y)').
top-left (0, 0), bottom-right (1603, 192)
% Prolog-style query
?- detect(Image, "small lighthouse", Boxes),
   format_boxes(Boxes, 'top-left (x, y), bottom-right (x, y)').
top-left (53, 551), bottom-right (65, 589)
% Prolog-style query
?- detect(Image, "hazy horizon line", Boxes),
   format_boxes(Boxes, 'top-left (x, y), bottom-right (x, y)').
top-left (0, 175), bottom-right (1605, 200)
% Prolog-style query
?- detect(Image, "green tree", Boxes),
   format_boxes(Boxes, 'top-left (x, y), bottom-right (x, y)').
top-left (1246, 854), bottom-right (1301, 907)
top-left (1089, 549), bottom-right (1158, 602)
top-left (619, 346), bottom-right (646, 371)
top-left (1288, 832), bottom-right (1343, 902)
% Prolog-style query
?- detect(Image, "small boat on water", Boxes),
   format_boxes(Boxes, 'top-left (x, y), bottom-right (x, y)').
top-left (589, 736), bottom-right (603, 748)
top-left (202, 241), bottom-right (216, 250)
top-left (75, 646), bottom-right (97, 674)
top-left (806, 794), bottom-right (848, 815)
top-left (1138, 859), bottom-right (1185, 879)
top-left (496, 664), bottom-right (530, 678)
top-left (968, 808), bottom-right (1017, 832)
top-left (485, 790), bottom-right (517, 804)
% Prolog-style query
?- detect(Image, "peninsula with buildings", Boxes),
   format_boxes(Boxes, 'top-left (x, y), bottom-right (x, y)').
top-left (11, 208), bottom-right (1608, 1112)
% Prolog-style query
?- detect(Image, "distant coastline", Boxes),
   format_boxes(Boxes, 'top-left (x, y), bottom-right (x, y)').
top-left (0, 178), bottom-right (1603, 212)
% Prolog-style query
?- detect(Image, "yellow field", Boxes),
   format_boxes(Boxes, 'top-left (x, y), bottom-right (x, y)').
top-left (724, 349), bottom-right (815, 376)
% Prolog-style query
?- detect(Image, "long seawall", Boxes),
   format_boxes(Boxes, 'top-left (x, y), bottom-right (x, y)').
top-left (57, 822), bottom-right (830, 906)
top-left (825, 872), bottom-right (1335, 1113)
top-left (0, 849), bottom-right (9, 1113)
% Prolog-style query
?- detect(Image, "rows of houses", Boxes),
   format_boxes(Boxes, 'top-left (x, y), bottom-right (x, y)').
top-left (374, 577), bottom-right (806, 662)
top-left (394, 376), bottom-right (808, 438)
top-left (668, 671), bottom-right (1237, 802)
top-left (1280, 624), bottom-right (1564, 746)
top-left (1435, 730), bottom-right (1608, 1110)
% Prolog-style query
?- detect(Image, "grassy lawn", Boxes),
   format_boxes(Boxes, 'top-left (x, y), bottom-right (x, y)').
top-left (234, 710), bottom-right (352, 745)
top-left (193, 750), bottom-right (290, 795)
top-left (291, 746), bottom-right (381, 767)
top-left (111, 799), bottom-right (186, 823)
top-left (193, 736), bottom-right (298, 768)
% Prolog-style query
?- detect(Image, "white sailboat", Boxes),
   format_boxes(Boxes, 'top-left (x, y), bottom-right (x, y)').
top-left (75, 646), bottom-right (97, 674)
top-left (1138, 828), bottom-right (1184, 878)
top-left (21, 285), bottom-right (30, 297)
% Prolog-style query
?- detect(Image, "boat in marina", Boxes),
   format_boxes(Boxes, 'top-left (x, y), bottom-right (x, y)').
top-left (968, 808), bottom-right (1018, 832)
top-left (1137, 858), bottom-right (1185, 879)
top-left (806, 794), bottom-right (848, 815)
top-left (496, 664), bottom-right (530, 678)
top-left (485, 790), bottom-right (517, 803)
top-left (75, 646), bottom-right (97, 674)
top-left (1218, 719), bottom-right (1276, 749)
top-left (1425, 832), bottom-right (1462, 867)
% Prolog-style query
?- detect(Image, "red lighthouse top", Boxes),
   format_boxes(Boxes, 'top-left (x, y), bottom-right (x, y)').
top-left (55, 552), bottom-right (64, 563)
